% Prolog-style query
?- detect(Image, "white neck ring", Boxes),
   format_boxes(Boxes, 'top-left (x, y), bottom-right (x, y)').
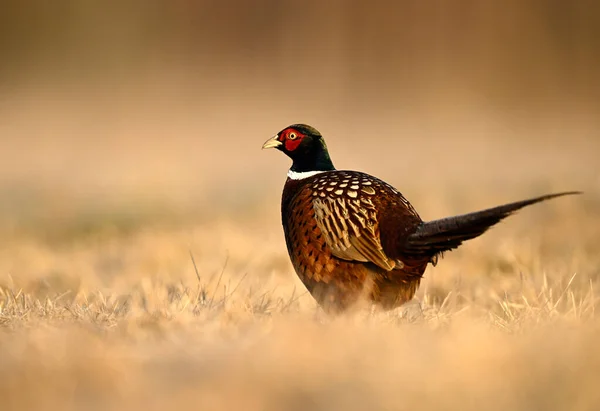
top-left (287, 169), bottom-right (326, 180)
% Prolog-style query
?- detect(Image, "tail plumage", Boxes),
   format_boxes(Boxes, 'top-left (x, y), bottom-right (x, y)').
top-left (404, 192), bottom-right (581, 258)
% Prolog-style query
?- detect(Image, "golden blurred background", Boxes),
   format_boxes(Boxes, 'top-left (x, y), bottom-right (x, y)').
top-left (2, 1), bottom-right (599, 177)
top-left (1, 0), bottom-right (599, 235)
top-left (1, 2), bottom-right (600, 411)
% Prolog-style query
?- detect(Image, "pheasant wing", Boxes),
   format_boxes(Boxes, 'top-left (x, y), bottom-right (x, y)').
top-left (310, 174), bottom-right (397, 271)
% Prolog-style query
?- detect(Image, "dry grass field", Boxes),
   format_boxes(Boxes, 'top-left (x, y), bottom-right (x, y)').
top-left (1, 2), bottom-right (600, 410)
top-left (1, 90), bottom-right (598, 411)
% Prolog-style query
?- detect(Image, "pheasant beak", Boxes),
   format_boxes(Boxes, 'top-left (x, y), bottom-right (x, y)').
top-left (262, 135), bottom-right (283, 150)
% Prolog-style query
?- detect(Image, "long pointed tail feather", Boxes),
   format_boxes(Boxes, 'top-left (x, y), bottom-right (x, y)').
top-left (405, 191), bottom-right (581, 257)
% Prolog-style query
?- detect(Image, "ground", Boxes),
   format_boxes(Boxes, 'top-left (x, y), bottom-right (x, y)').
top-left (0, 90), bottom-right (599, 411)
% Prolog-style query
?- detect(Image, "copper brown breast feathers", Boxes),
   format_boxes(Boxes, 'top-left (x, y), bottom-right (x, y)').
top-left (262, 124), bottom-right (580, 313)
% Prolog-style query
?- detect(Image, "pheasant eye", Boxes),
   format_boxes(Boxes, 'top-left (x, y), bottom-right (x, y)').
top-left (288, 132), bottom-right (297, 140)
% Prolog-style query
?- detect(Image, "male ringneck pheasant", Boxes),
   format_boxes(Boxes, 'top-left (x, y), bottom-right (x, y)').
top-left (263, 124), bottom-right (578, 312)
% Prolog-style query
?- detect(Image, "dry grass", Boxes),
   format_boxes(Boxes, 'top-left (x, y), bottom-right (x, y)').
top-left (1, 80), bottom-right (600, 411)
top-left (2, 235), bottom-right (600, 411)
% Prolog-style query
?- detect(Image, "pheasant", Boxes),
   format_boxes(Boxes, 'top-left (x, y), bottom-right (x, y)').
top-left (262, 124), bottom-right (579, 312)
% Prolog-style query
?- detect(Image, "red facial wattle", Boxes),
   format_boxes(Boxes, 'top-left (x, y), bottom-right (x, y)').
top-left (285, 138), bottom-right (303, 152)
top-left (280, 129), bottom-right (303, 152)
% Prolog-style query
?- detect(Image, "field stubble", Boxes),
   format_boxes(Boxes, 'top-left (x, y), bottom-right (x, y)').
top-left (1, 95), bottom-right (600, 410)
